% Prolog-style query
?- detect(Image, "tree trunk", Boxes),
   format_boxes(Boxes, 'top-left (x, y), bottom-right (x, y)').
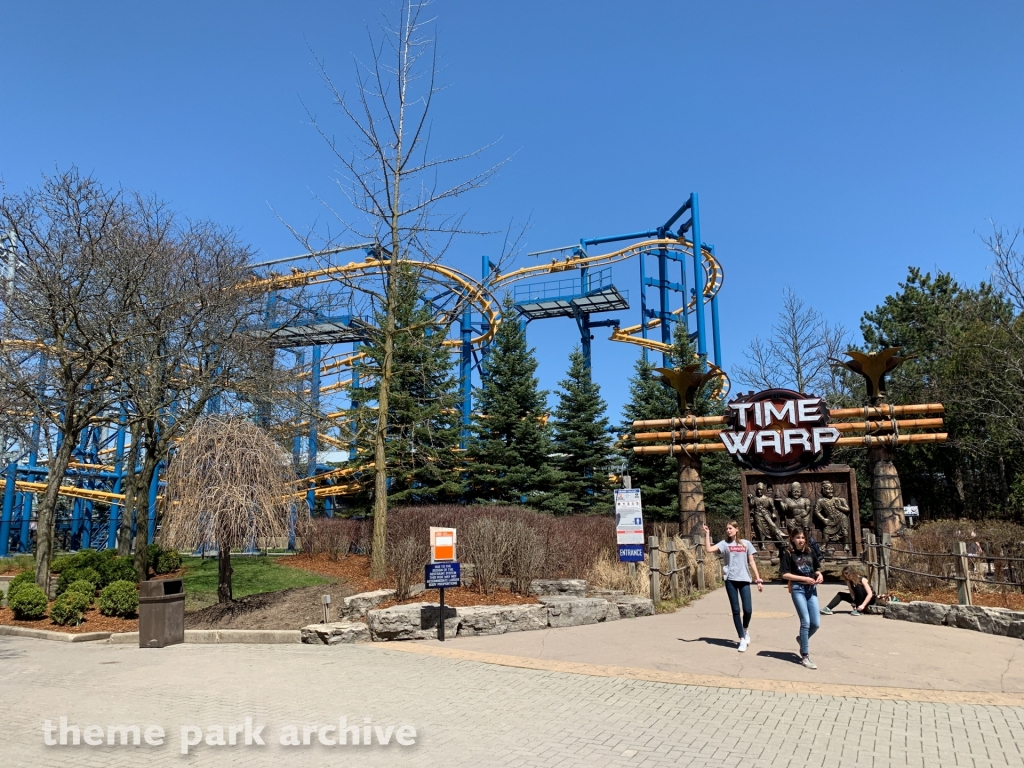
top-left (132, 450), bottom-right (160, 582)
top-left (217, 546), bottom-right (233, 603)
top-left (370, 309), bottom-right (396, 580)
top-left (33, 433), bottom-right (78, 590)
top-left (677, 452), bottom-right (706, 536)
top-left (868, 445), bottom-right (905, 535)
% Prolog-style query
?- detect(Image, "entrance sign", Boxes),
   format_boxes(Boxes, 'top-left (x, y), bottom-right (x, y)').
top-left (430, 527), bottom-right (456, 563)
top-left (903, 505), bottom-right (919, 517)
top-left (425, 562), bottom-right (461, 589)
top-left (615, 489), bottom-right (645, 562)
top-left (721, 389), bottom-right (841, 476)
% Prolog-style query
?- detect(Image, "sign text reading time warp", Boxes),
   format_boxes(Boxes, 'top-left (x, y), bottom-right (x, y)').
top-left (719, 397), bottom-right (840, 458)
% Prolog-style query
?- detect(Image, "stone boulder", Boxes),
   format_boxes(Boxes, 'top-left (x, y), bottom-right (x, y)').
top-left (367, 603), bottom-right (459, 641)
top-left (301, 621), bottom-right (371, 645)
top-left (609, 595), bottom-right (655, 619)
top-left (589, 589), bottom-right (626, 598)
top-left (945, 605), bottom-right (1024, 639)
top-left (455, 604), bottom-right (549, 636)
top-left (339, 589), bottom-right (396, 619)
top-left (539, 596), bottom-right (619, 628)
top-left (884, 600), bottom-right (951, 625)
top-left (530, 579), bottom-right (586, 598)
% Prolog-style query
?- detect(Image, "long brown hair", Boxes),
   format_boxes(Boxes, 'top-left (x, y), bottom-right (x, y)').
top-left (787, 525), bottom-right (810, 554)
top-left (724, 520), bottom-right (741, 543)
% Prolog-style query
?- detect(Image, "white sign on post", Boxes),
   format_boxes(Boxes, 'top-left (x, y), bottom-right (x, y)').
top-left (903, 506), bottom-right (919, 517)
top-left (615, 489), bottom-right (644, 563)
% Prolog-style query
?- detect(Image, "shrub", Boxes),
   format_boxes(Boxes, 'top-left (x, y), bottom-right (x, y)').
top-left (507, 520), bottom-right (546, 594)
top-left (387, 536), bottom-right (426, 600)
top-left (49, 555), bottom-right (73, 574)
top-left (461, 517), bottom-right (510, 595)
top-left (101, 556), bottom-right (139, 585)
top-left (9, 583), bottom-right (48, 620)
top-left (98, 580), bottom-right (139, 618)
top-left (50, 590), bottom-right (91, 626)
top-left (154, 549), bottom-right (182, 575)
top-left (57, 567), bottom-right (102, 596)
top-left (301, 518), bottom-right (363, 560)
top-left (146, 544), bottom-right (163, 571)
top-left (6, 571), bottom-right (37, 603)
top-left (64, 579), bottom-right (96, 606)
top-left (67, 549), bottom-right (105, 573)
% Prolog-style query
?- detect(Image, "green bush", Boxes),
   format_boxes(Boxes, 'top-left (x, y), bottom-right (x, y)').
top-left (64, 579), bottom-right (96, 606)
top-left (98, 580), bottom-right (139, 618)
top-left (50, 555), bottom-right (73, 574)
top-left (154, 549), bottom-right (182, 574)
top-left (57, 567), bottom-right (102, 596)
top-left (68, 549), bottom-right (105, 573)
top-left (50, 590), bottom-right (91, 626)
top-left (9, 583), bottom-right (48, 620)
top-left (146, 544), bottom-right (163, 570)
top-left (100, 556), bottom-right (139, 585)
top-left (6, 571), bottom-right (37, 603)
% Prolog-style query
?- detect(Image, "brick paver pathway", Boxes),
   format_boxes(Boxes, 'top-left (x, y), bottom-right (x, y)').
top-left (2, 636), bottom-right (1022, 767)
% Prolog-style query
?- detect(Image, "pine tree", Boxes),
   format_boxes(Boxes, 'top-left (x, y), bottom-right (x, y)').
top-left (620, 354), bottom-right (679, 519)
top-left (467, 296), bottom-right (567, 513)
top-left (552, 348), bottom-right (614, 514)
top-left (349, 264), bottom-right (464, 508)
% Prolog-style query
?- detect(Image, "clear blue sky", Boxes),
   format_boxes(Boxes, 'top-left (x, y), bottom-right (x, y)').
top-left (2, 1), bottom-right (1022, 420)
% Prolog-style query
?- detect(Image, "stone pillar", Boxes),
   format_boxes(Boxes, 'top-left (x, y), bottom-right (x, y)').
top-left (868, 445), bottom-right (905, 535)
top-left (677, 451), bottom-right (706, 537)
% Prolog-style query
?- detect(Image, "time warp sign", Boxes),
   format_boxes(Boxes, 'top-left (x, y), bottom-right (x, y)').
top-left (719, 389), bottom-right (841, 475)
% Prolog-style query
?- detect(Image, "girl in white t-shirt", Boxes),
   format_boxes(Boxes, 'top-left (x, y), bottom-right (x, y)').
top-left (703, 521), bottom-right (763, 652)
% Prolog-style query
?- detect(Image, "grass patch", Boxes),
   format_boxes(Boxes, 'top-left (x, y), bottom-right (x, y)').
top-left (0, 555), bottom-right (35, 575)
top-left (181, 555), bottom-right (331, 602)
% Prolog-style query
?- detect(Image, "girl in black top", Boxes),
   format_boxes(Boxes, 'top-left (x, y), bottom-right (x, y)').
top-left (821, 566), bottom-right (874, 616)
top-left (779, 527), bottom-right (823, 670)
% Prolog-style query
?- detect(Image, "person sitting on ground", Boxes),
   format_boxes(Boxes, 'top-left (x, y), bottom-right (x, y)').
top-left (821, 566), bottom-right (874, 615)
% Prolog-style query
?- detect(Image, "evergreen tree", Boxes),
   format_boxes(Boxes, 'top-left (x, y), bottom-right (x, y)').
top-left (349, 264), bottom-right (464, 508)
top-left (467, 296), bottom-right (567, 513)
top-left (620, 354), bottom-right (679, 519)
top-left (552, 348), bottom-right (614, 514)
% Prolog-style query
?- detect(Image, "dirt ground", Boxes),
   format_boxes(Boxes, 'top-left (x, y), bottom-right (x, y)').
top-left (891, 586), bottom-right (1024, 610)
top-left (0, 606), bottom-right (138, 634)
top-left (184, 583), bottom-right (355, 630)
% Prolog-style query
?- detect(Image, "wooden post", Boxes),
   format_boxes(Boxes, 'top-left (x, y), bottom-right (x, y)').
top-left (666, 538), bottom-right (680, 601)
top-left (879, 532), bottom-right (891, 596)
top-left (956, 541), bottom-right (974, 606)
top-left (868, 445), bottom-right (906, 536)
top-left (692, 534), bottom-right (706, 591)
top-left (677, 452), bottom-right (706, 537)
top-left (865, 532), bottom-right (879, 593)
top-left (648, 535), bottom-right (661, 605)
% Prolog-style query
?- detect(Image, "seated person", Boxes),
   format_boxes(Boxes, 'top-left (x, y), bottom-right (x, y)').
top-left (821, 566), bottom-right (874, 616)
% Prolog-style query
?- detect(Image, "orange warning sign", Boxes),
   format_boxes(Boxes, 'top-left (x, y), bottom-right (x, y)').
top-left (430, 527), bottom-right (456, 563)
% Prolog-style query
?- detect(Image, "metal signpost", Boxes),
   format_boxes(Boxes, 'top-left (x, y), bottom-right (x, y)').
top-left (426, 527), bottom-right (459, 641)
top-left (615, 489), bottom-right (644, 562)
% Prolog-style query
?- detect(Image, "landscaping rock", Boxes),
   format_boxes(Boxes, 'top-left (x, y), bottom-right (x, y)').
top-left (530, 579), bottom-right (586, 598)
top-left (945, 605), bottom-right (1024, 639)
top-left (905, 601), bottom-right (952, 625)
top-left (367, 603), bottom-right (459, 641)
top-left (301, 621), bottom-right (371, 645)
top-left (339, 589), bottom-right (396, 619)
top-left (883, 602), bottom-right (911, 622)
top-left (455, 604), bottom-right (549, 636)
top-left (539, 596), bottom-right (619, 628)
top-left (589, 589), bottom-right (626, 598)
top-left (610, 595), bottom-right (655, 619)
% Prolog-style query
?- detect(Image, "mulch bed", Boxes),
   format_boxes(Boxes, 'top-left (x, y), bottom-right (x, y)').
top-left (891, 587), bottom-right (1024, 611)
top-left (281, 553), bottom-right (540, 609)
top-left (0, 606), bottom-right (138, 634)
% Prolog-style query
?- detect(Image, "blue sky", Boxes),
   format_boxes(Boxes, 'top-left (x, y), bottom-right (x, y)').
top-left (2, 1), bottom-right (1022, 420)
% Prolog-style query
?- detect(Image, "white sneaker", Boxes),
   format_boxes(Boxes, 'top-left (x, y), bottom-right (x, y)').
top-left (738, 638), bottom-right (749, 653)
top-left (744, 632), bottom-right (751, 643)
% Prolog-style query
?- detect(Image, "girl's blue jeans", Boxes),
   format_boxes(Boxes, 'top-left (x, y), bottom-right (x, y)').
top-left (790, 583), bottom-right (820, 656)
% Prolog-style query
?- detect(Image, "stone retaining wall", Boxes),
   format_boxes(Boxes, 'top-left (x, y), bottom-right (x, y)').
top-left (884, 600), bottom-right (1024, 640)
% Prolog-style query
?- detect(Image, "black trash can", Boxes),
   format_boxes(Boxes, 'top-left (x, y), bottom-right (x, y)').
top-left (138, 578), bottom-right (185, 648)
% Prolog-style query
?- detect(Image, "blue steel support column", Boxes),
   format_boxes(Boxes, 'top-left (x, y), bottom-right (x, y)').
top-left (146, 462), bottom-right (160, 544)
top-left (307, 344), bottom-right (321, 516)
top-left (709, 246), bottom-right (722, 367)
top-left (658, 245), bottom-right (671, 366)
top-left (108, 413), bottom-right (127, 549)
top-left (690, 193), bottom-right (708, 360)
top-left (0, 461), bottom-right (16, 557)
top-left (579, 244), bottom-right (593, 372)
top-left (460, 298), bottom-right (473, 448)
top-left (638, 251), bottom-right (649, 363)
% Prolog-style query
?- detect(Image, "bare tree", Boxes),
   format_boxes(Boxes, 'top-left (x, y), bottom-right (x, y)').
top-left (736, 287), bottom-right (850, 400)
top-left (0, 170), bottom-right (147, 588)
top-left (290, 1), bottom-right (507, 579)
top-left (162, 416), bottom-right (295, 603)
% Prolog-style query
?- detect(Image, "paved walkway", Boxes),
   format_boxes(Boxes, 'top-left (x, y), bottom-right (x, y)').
top-left (2, 583), bottom-right (1022, 768)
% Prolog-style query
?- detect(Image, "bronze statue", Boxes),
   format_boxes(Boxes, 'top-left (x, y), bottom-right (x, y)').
top-left (814, 480), bottom-right (851, 552)
top-left (748, 482), bottom-right (784, 547)
top-left (775, 481), bottom-right (813, 532)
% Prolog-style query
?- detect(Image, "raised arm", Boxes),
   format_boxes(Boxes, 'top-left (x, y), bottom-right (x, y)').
top-left (701, 524), bottom-right (718, 554)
